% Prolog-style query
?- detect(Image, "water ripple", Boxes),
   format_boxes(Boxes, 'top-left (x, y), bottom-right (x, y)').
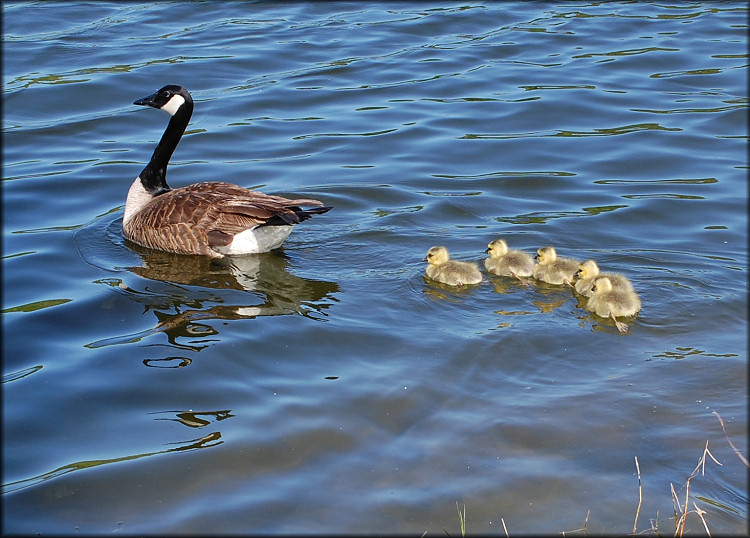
top-left (2, 1), bottom-right (746, 534)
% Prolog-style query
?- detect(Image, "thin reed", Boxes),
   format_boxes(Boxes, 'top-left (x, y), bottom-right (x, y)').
top-left (440, 411), bottom-right (745, 536)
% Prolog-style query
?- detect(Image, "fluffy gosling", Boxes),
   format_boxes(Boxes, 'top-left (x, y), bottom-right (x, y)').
top-left (423, 246), bottom-right (482, 287)
top-left (586, 276), bottom-right (641, 333)
top-left (574, 259), bottom-right (634, 297)
top-left (484, 238), bottom-right (534, 282)
top-left (533, 246), bottom-right (580, 285)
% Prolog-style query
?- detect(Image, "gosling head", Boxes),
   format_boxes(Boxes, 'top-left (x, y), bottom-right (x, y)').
top-left (577, 259), bottom-right (600, 281)
top-left (423, 246), bottom-right (450, 266)
top-left (591, 276), bottom-right (613, 295)
top-left (485, 239), bottom-right (509, 257)
top-left (536, 246), bottom-right (557, 265)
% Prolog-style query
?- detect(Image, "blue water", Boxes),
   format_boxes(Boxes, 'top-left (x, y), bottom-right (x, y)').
top-left (3, 1), bottom-right (748, 534)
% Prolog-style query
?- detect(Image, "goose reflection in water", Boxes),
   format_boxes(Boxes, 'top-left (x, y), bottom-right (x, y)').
top-left (86, 246), bottom-right (339, 350)
top-left (149, 409), bottom-right (234, 428)
top-left (1, 431), bottom-right (222, 495)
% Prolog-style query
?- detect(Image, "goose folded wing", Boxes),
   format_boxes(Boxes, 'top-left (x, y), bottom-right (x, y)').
top-left (126, 184), bottom-right (327, 253)
top-left (182, 182), bottom-right (324, 207)
top-left (183, 181), bottom-right (326, 224)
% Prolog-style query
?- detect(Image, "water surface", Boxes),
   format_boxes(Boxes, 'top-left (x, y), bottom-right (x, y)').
top-left (2, 1), bottom-right (748, 534)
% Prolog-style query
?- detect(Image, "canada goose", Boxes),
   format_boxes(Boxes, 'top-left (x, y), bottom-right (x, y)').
top-left (123, 84), bottom-right (331, 258)
top-left (484, 239), bottom-right (534, 280)
top-left (423, 246), bottom-right (482, 286)
top-left (533, 246), bottom-right (579, 285)
top-left (574, 259), bottom-right (634, 297)
top-left (586, 276), bottom-right (641, 333)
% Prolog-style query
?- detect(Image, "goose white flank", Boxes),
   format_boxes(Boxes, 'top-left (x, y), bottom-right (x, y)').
top-left (123, 84), bottom-right (331, 258)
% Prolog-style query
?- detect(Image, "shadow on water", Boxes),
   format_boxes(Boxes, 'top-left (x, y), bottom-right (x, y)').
top-left (73, 212), bottom-right (340, 350)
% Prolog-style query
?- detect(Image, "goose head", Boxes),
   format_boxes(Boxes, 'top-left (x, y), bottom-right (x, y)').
top-left (536, 246), bottom-right (557, 265)
top-left (577, 259), bottom-right (600, 281)
top-left (423, 246), bottom-right (450, 266)
top-left (134, 84), bottom-right (193, 117)
top-left (485, 239), bottom-right (509, 257)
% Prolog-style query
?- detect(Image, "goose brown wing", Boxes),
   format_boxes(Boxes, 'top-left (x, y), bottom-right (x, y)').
top-left (184, 182), bottom-right (327, 226)
top-left (123, 182), bottom-right (327, 257)
top-left (182, 182), bottom-right (324, 207)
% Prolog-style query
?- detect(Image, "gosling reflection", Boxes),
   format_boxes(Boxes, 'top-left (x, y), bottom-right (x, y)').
top-left (143, 356), bottom-right (192, 368)
top-left (86, 248), bottom-right (339, 349)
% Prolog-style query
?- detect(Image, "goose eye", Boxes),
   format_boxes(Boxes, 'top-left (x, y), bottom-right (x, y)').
top-left (162, 90), bottom-right (171, 99)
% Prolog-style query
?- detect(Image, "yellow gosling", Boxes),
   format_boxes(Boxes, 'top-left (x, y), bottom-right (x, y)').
top-left (586, 276), bottom-right (641, 333)
top-left (484, 239), bottom-right (534, 281)
top-left (423, 246), bottom-right (482, 287)
top-left (533, 246), bottom-right (580, 285)
top-left (574, 259), bottom-right (634, 297)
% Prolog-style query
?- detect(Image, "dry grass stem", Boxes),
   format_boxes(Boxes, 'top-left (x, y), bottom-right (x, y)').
top-left (649, 512), bottom-right (661, 534)
top-left (561, 510), bottom-right (589, 536)
top-left (439, 433), bottom-right (740, 537)
top-left (680, 478), bottom-right (690, 535)
top-left (696, 441), bottom-right (722, 476)
top-left (671, 478), bottom-right (689, 536)
top-left (670, 481), bottom-right (681, 517)
top-left (633, 456), bottom-right (642, 535)
top-left (583, 509), bottom-right (590, 535)
top-left (668, 441), bottom-right (722, 537)
top-left (713, 409), bottom-right (750, 468)
top-left (693, 502), bottom-right (711, 537)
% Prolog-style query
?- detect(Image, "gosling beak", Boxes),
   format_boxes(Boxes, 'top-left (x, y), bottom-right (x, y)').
top-left (484, 247), bottom-right (491, 254)
top-left (422, 256), bottom-right (428, 262)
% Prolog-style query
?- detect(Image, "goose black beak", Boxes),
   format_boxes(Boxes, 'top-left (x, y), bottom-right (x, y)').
top-left (134, 91), bottom-right (160, 108)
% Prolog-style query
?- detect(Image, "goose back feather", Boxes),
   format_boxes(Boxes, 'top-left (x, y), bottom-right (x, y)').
top-left (123, 182), bottom-right (328, 258)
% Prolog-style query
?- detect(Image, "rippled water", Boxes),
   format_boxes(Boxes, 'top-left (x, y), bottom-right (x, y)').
top-left (3, 1), bottom-right (748, 534)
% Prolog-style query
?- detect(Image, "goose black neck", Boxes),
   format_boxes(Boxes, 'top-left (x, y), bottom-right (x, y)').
top-left (139, 100), bottom-right (193, 195)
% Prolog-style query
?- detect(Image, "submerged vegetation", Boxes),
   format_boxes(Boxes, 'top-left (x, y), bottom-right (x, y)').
top-left (438, 411), bottom-right (747, 536)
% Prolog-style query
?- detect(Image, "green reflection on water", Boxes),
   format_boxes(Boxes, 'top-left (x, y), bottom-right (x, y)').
top-left (2, 298), bottom-right (71, 313)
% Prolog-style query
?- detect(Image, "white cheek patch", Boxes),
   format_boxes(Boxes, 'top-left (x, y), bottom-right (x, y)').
top-left (161, 94), bottom-right (186, 116)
